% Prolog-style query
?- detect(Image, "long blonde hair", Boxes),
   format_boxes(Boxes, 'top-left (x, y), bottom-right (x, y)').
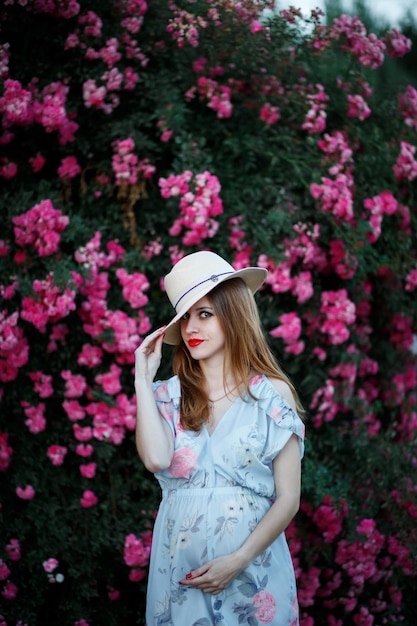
top-left (172, 278), bottom-right (305, 431)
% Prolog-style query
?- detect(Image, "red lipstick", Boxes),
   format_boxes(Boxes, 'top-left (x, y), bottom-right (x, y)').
top-left (188, 338), bottom-right (204, 347)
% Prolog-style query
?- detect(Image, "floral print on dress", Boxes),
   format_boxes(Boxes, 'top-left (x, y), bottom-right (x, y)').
top-left (146, 374), bottom-right (304, 626)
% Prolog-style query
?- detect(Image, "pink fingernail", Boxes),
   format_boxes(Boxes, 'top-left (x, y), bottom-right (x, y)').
top-left (186, 573), bottom-right (192, 579)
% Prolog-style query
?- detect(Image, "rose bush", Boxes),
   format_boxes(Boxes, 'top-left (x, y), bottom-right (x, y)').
top-left (0, 1), bottom-right (416, 624)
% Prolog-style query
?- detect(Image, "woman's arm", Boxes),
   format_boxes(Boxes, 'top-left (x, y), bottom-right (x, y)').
top-left (134, 326), bottom-right (174, 473)
top-left (234, 433), bottom-right (301, 565)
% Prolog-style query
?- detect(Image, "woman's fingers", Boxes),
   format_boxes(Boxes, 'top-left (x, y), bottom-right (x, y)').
top-left (134, 327), bottom-right (166, 379)
top-left (136, 326), bottom-right (166, 355)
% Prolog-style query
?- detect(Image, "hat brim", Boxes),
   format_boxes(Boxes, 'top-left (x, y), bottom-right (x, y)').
top-left (163, 267), bottom-right (267, 345)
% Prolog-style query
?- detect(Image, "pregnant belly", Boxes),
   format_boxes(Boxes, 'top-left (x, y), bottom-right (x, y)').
top-left (156, 487), bottom-right (271, 569)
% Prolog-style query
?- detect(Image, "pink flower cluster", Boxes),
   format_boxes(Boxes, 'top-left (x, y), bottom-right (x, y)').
top-left (259, 223), bottom-right (326, 306)
top-left (74, 233), bottom-right (150, 365)
top-left (12, 199), bottom-right (69, 258)
top-left (0, 77), bottom-right (77, 152)
top-left (362, 190), bottom-right (398, 243)
top-left (21, 273), bottom-right (77, 333)
top-left (393, 141), bottom-right (417, 182)
top-left (112, 137), bottom-right (155, 185)
top-left (346, 94), bottom-right (371, 120)
top-left (58, 155), bottom-right (81, 180)
top-left (310, 363), bottom-right (356, 428)
top-left (192, 76), bottom-right (233, 119)
top-left (0, 42), bottom-right (10, 80)
top-left (78, 10), bottom-right (103, 38)
top-left (33, 80), bottom-right (78, 143)
top-left (0, 432), bottom-right (13, 471)
top-left (82, 76), bottom-right (120, 115)
top-left (29, 371), bottom-right (54, 398)
top-left (320, 289), bottom-right (356, 345)
top-left (84, 393), bottom-right (136, 444)
top-left (291, 500), bottom-right (413, 623)
top-left (310, 172), bottom-right (354, 223)
top-left (312, 495), bottom-right (349, 544)
top-left (21, 401), bottom-right (46, 434)
top-left (16, 485), bottom-right (35, 500)
top-left (227, 215), bottom-right (257, 272)
top-left (331, 15), bottom-right (385, 69)
top-left (315, 111), bottom-right (354, 174)
top-left (329, 239), bottom-right (358, 279)
top-left (0, 311), bottom-right (29, 382)
top-left (19, 0), bottom-right (80, 19)
top-left (1, 538), bottom-right (21, 601)
top-left (399, 85), bottom-right (417, 130)
top-left (159, 170), bottom-right (223, 246)
top-left (81, 300), bottom-right (147, 365)
top-left (123, 531), bottom-right (152, 582)
top-left (388, 313), bottom-right (414, 352)
top-left (260, 102), bottom-right (280, 125)
top-left (42, 557), bottom-right (65, 583)
top-left (0, 79), bottom-right (33, 128)
top-left (74, 230), bottom-right (125, 271)
top-left (62, 370), bottom-right (88, 399)
top-left (383, 28), bottom-right (412, 58)
top-left (336, 519), bottom-right (385, 598)
top-left (166, 6), bottom-right (208, 48)
top-left (0, 277), bottom-right (18, 301)
top-left (302, 84), bottom-right (328, 134)
top-left (405, 263), bottom-right (417, 292)
top-left (116, 268), bottom-right (149, 309)
top-left (0, 157), bottom-right (17, 179)
top-left (270, 312), bottom-right (304, 355)
top-left (47, 445), bottom-right (68, 466)
top-left (80, 489), bottom-right (98, 508)
top-left (67, 6), bottom-right (148, 113)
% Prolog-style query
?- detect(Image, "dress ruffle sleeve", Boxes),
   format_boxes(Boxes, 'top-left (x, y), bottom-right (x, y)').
top-left (152, 376), bottom-right (181, 437)
top-left (251, 375), bottom-right (305, 465)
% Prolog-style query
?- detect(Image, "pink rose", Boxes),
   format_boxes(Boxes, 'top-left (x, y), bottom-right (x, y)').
top-left (0, 560), bottom-right (11, 580)
top-left (129, 568), bottom-right (146, 582)
top-left (80, 490), bottom-right (98, 508)
top-left (79, 463), bottom-right (96, 478)
top-left (168, 447), bottom-right (198, 478)
top-left (16, 485), bottom-right (35, 500)
top-left (1, 581), bottom-right (18, 600)
top-left (75, 443), bottom-right (94, 457)
top-left (43, 558), bottom-right (58, 573)
top-left (253, 591), bottom-right (277, 623)
top-left (47, 445), bottom-right (68, 466)
top-left (124, 534), bottom-right (151, 567)
top-left (5, 538), bottom-right (21, 561)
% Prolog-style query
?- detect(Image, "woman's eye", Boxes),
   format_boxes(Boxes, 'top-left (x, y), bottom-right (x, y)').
top-left (200, 311), bottom-right (212, 318)
top-left (181, 312), bottom-right (190, 321)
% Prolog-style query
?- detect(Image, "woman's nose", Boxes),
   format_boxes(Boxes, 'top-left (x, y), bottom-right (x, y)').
top-left (185, 315), bottom-right (198, 334)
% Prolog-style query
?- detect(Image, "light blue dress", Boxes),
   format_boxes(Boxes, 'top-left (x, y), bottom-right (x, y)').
top-left (146, 374), bottom-right (305, 626)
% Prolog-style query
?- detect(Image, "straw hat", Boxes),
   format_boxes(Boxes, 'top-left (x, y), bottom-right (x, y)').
top-left (163, 251), bottom-right (268, 345)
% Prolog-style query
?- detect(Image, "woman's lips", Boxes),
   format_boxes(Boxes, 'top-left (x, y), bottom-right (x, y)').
top-left (188, 338), bottom-right (204, 347)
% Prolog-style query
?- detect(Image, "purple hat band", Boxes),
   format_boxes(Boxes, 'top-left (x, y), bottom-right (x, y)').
top-left (174, 271), bottom-right (234, 310)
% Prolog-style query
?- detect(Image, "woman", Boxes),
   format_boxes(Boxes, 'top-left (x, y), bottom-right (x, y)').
top-left (134, 251), bottom-right (305, 626)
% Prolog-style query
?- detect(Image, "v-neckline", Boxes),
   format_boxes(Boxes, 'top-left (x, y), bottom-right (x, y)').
top-left (205, 395), bottom-right (242, 437)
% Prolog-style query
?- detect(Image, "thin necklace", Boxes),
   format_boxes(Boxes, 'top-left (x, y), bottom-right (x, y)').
top-left (208, 384), bottom-right (239, 404)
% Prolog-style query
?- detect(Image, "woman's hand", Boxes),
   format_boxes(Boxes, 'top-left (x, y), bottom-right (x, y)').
top-left (134, 326), bottom-right (166, 383)
top-left (179, 553), bottom-right (245, 595)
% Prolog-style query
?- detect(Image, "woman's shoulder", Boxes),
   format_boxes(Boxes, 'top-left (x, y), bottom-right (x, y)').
top-left (249, 374), bottom-right (297, 411)
top-left (250, 374), bottom-right (305, 446)
top-left (153, 374), bottom-right (180, 401)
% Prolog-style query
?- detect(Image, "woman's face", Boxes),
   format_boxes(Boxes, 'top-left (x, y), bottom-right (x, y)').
top-left (180, 296), bottom-right (226, 362)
